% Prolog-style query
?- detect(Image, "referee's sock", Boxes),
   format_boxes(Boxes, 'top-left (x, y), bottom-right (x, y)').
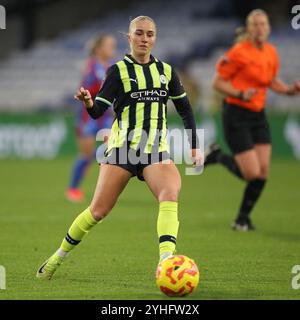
top-left (57, 207), bottom-right (100, 257)
top-left (218, 153), bottom-right (243, 180)
top-left (237, 178), bottom-right (266, 220)
top-left (205, 144), bottom-right (243, 180)
top-left (157, 201), bottom-right (179, 259)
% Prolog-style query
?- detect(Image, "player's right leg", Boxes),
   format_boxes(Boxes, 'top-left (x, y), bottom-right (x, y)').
top-left (37, 164), bottom-right (132, 279)
top-left (66, 136), bottom-right (95, 202)
top-left (204, 143), bottom-right (243, 180)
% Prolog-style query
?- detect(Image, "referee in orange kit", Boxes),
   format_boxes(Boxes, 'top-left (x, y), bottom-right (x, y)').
top-left (205, 9), bottom-right (300, 231)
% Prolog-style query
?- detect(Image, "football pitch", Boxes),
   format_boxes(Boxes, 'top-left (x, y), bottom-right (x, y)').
top-left (0, 158), bottom-right (299, 300)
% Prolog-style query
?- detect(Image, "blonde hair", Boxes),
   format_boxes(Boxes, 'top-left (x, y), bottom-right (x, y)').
top-left (88, 34), bottom-right (113, 56)
top-left (235, 9), bottom-right (269, 43)
top-left (128, 15), bottom-right (156, 34)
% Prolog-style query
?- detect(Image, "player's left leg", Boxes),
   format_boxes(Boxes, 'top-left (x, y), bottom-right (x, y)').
top-left (248, 143), bottom-right (271, 220)
top-left (233, 144), bottom-right (271, 230)
top-left (143, 160), bottom-right (181, 261)
top-left (255, 143), bottom-right (272, 179)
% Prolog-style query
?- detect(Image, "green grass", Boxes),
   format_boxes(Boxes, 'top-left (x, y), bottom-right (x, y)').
top-left (0, 157), bottom-right (300, 300)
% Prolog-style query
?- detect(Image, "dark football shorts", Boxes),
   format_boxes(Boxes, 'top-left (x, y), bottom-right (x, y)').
top-left (222, 102), bottom-right (271, 155)
top-left (99, 145), bottom-right (171, 181)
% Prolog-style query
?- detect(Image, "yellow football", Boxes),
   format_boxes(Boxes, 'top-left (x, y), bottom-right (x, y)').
top-left (156, 255), bottom-right (200, 297)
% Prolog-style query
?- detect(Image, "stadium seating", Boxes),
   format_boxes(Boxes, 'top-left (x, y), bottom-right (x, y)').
top-left (0, 0), bottom-right (299, 111)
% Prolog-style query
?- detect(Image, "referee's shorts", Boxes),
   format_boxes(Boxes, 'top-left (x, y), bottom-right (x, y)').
top-left (222, 102), bottom-right (271, 155)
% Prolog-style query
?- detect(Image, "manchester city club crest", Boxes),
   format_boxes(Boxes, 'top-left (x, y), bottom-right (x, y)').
top-left (160, 74), bottom-right (167, 84)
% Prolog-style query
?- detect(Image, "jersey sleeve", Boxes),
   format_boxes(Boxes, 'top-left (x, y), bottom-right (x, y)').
top-left (169, 68), bottom-right (199, 149)
top-left (86, 64), bottom-right (120, 119)
top-left (168, 68), bottom-right (187, 100)
top-left (216, 44), bottom-right (247, 80)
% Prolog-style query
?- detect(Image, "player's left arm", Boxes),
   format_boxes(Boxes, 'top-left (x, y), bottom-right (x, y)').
top-left (270, 78), bottom-right (300, 96)
top-left (169, 67), bottom-right (203, 166)
top-left (269, 46), bottom-right (300, 96)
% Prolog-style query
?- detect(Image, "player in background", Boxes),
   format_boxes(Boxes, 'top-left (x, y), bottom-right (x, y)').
top-left (37, 16), bottom-right (202, 280)
top-left (66, 34), bottom-right (116, 202)
top-left (205, 9), bottom-right (300, 231)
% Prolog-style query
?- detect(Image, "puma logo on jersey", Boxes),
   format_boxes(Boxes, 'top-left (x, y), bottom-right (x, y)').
top-left (130, 78), bottom-right (137, 83)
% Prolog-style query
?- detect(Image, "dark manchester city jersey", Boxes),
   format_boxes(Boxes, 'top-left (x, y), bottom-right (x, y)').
top-left (86, 54), bottom-right (197, 154)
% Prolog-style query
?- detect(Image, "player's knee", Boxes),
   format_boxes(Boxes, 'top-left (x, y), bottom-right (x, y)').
top-left (81, 150), bottom-right (94, 159)
top-left (79, 143), bottom-right (94, 159)
top-left (259, 164), bottom-right (269, 179)
top-left (242, 168), bottom-right (261, 181)
top-left (90, 203), bottom-right (114, 221)
top-left (158, 187), bottom-right (180, 202)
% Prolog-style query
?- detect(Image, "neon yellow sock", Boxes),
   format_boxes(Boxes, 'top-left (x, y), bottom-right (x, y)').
top-left (60, 207), bottom-right (99, 252)
top-left (157, 201), bottom-right (179, 256)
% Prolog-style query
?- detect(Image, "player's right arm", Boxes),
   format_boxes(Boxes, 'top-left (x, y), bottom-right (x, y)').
top-left (213, 46), bottom-right (257, 101)
top-left (213, 75), bottom-right (257, 101)
top-left (74, 65), bottom-right (119, 119)
top-left (74, 87), bottom-right (94, 107)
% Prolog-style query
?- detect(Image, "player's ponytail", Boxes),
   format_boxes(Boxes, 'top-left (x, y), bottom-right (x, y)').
top-left (234, 26), bottom-right (249, 43)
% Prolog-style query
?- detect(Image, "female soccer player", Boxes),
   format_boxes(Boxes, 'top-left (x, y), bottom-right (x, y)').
top-left (205, 9), bottom-right (300, 231)
top-left (66, 34), bottom-right (116, 202)
top-left (37, 16), bottom-right (202, 279)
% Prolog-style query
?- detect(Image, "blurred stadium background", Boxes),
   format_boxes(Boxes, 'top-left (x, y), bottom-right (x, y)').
top-left (0, 0), bottom-right (300, 159)
top-left (1, 0), bottom-right (300, 300)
